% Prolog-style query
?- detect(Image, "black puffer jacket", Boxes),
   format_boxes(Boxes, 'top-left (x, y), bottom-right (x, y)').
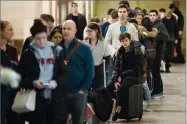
top-left (112, 41), bottom-right (146, 84)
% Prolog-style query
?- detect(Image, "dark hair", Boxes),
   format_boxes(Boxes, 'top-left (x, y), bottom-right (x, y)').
top-left (49, 25), bottom-right (62, 39)
top-left (107, 8), bottom-right (115, 15)
top-left (72, 2), bottom-right (78, 7)
top-left (119, 32), bottom-right (131, 41)
top-left (0, 21), bottom-right (10, 32)
top-left (149, 9), bottom-right (158, 15)
top-left (30, 19), bottom-right (47, 37)
top-left (141, 9), bottom-right (148, 16)
top-left (142, 17), bottom-right (153, 31)
top-left (159, 8), bottom-right (166, 13)
top-left (111, 10), bottom-right (119, 19)
top-left (118, 5), bottom-right (129, 12)
top-left (169, 4), bottom-right (175, 9)
top-left (40, 14), bottom-right (54, 22)
top-left (119, 0), bottom-right (130, 8)
top-left (129, 19), bottom-right (138, 25)
top-left (87, 23), bottom-right (103, 40)
top-left (128, 12), bottom-right (135, 18)
top-left (90, 17), bottom-right (100, 23)
top-left (135, 7), bottom-right (141, 11)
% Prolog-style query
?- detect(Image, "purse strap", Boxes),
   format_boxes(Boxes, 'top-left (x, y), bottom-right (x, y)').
top-left (64, 40), bottom-right (81, 63)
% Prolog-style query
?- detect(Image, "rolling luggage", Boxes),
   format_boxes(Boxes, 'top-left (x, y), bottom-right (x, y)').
top-left (119, 84), bottom-right (143, 121)
top-left (87, 60), bottom-right (112, 124)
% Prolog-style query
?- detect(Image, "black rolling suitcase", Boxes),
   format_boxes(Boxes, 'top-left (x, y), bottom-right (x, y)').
top-left (119, 85), bottom-right (143, 121)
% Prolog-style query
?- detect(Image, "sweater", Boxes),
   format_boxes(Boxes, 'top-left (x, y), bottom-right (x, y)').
top-left (61, 38), bottom-right (95, 93)
top-left (105, 21), bottom-right (139, 50)
top-left (83, 39), bottom-right (115, 66)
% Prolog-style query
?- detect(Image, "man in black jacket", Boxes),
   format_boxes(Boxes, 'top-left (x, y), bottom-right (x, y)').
top-left (169, 4), bottom-right (185, 63)
top-left (66, 2), bottom-right (87, 40)
top-left (162, 10), bottom-right (179, 72)
top-left (149, 9), bottom-right (169, 99)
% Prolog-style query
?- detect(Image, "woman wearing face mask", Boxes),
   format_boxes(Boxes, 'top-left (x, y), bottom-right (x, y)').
top-left (83, 23), bottom-right (115, 90)
top-left (49, 25), bottom-right (63, 45)
top-left (111, 32), bottom-right (146, 121)
top-left (18, 19), bottom-right (65, 124)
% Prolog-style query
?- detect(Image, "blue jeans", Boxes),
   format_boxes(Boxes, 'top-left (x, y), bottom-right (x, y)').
top-left (54, 92), bottom-right (87, 124)
top-left (142, 81), bottom-right (152, 101)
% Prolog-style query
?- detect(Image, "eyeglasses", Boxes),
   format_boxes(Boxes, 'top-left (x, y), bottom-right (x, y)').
top-left (86, 30), bottom-right (93, 33)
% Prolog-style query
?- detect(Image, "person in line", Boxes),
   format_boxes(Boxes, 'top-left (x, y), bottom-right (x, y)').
top-left (21, 14), bottom-right (55, 55)
top-left (111, 32), bottom-right (146, 121)
top-left (83, 17), bottom-right (101, 39)
top-left (149, 9), bottom-right (169, 99)
top-left (83, 23), bottom-right (115, 90)
top-left (162, 9), bottom-right (179, 72)
top-left (103, 10), bottom-right (119, 38)
top-left (18, 19), bottom-right (62, 124)
top-left (169, 4), bottom-right (185, 63)
top-left (66, 2), bottom-right (87, 40)
top-left (119, 0), bottom-right (136, 14)
top-left (53, 20), bottom-right (94, 124)
top-left (105, 5), bottom-right (139, 85)
top-left (49, 25), bottom-right (63, 45)
top-left (135, 13), bottom-right (143, 25)
top-left (0, 20), bottom-right (22, 124)
top-left (102, 8), bottom-right (115, 38)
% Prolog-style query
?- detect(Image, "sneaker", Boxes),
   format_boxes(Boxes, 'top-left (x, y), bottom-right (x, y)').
top-left (85, 103), bottom-right (95, 121)
top-left (160, 70), bottom-right (165, 73)
top-left (152, 94), bottom-right (162, 99)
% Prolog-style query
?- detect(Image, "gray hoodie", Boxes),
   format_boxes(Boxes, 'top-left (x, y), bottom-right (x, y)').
top-left (31, 41), bottom-right (62, 98)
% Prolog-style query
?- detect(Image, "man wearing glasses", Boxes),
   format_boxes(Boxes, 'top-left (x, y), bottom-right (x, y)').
top-left (66, 2), bottom-right (87, 40)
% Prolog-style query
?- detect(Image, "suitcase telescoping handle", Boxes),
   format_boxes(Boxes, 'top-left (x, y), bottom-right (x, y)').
top-left (103, 59), bottom-right (106, 88)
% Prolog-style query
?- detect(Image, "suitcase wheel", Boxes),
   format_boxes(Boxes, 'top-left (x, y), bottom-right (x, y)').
top-left (138, 116), bottom-right (142, 121)
top-left (127, 119), bottom-right (131, 122)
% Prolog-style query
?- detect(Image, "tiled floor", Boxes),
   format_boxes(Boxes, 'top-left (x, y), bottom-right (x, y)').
top-left (111, 63), bottom-right (186, 124)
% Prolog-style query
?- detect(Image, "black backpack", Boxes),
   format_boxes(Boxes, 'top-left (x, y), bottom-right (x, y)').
top-left (140, 35), bottom-right (156, 61)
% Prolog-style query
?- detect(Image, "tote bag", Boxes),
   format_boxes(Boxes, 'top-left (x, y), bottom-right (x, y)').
top-left (12, 89), bottom-right (36, 114)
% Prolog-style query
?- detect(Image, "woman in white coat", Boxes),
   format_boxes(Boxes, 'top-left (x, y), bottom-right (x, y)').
top-left (83, 22), bottom-right (115, 90)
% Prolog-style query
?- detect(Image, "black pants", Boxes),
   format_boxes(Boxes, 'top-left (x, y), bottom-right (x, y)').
top-left (91, 67), bottom-right (104, 90)
top-left (174, 38), bottom-right (185, 62)
top-left (151, 54), bottom-right (163, 95)
top-left (116, 78), bottom-right (137, 106)
top-left (165, 42), bottom-right (174, 70)
top-left (6, 89), bottom-right (25, 124)
top-left (1, 86), bottom-right (9, 124)
top-left (23, 95), bottom-right (53, 124)
top-left (54, 93), bottom-right (87, 124)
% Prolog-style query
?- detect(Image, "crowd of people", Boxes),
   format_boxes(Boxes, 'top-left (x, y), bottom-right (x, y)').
top-left (0, 0), bottom-right (185, 124)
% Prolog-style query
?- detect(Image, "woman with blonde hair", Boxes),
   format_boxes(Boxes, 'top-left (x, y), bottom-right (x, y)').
top-left (83, 22), bottom-right (115, 90)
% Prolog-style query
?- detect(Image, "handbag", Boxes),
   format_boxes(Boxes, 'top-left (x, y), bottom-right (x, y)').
top-left (12, 89), bottom-right (36, 114)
